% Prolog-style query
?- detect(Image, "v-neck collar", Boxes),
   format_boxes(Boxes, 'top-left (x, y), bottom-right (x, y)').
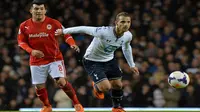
top-left (113, 27), bottom-right (125, 42)
top-left (113, 27), bottom-right (124, 39)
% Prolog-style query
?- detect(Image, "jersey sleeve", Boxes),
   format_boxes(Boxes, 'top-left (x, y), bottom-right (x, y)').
top-left (122, 33), bottom-right (135, 67)
top-left (17, 23), bottom-right (33, 54)
top-left (55, 20), bottom-right (76, 46)
top-left (63, 26), bottom-right (103, 38)
top-left (63, 33), bottom-right (75, 46)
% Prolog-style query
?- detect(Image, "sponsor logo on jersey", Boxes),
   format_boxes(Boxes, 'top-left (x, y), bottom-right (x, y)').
top-left (25, 26), bottom-right (29, 29)
top-left (47, 24), bottom-right (52, 30)
top-left (29, 32), bottom-right (49, 38)
top-left (120, 41), bottom-right (124, 45)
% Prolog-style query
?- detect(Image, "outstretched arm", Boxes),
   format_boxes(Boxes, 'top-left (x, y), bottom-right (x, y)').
top-left (55, 26), bottom-right (99, 37)
top-left (56, 23), bottom-right (80, 52)
top-left (122, 39), bottom-right (139, 75)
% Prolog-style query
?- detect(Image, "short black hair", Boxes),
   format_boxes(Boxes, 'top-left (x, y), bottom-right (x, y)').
top-left (32, 0), bottom-right (47, 5)
top-left (31, 0), bottom-right (48, 9)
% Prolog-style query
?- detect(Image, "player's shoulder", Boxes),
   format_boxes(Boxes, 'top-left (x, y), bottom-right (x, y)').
top-left (101, 26), bottom-right (113, 29)
top-left (96, 26), bottom-right (113, 31)
top-left (95, 26), bottom-right (113, 35)
top-left (47, 17), bottom-right (61, 24)
top-left (48, 17), bottom-right (59, 22)
top-left (124, 31), bottom-right (133, 38)
top-left (45, 17), bottom-right (62, 28)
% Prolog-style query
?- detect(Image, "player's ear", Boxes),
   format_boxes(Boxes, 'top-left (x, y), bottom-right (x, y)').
top-left (114, 20), bottom-right (118, 26)
top-left (44, 4), bottom-right (48, 14)
top-left (28, 3), bottom-right (33, 14)
top-left (29, 8), bottom-right (33, 14)
top-left (44, 9), bottom-right (47, 14)
top-left (29, 5), bottom-right (32, 13)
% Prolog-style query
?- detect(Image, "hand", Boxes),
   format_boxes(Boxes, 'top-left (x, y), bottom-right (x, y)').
top-left (70, 45), bottom-right (80, 53)
top-left (55, 29), bottom-right (63, 36)
top-left (31, 50), bottom-right (44, 58)
top-left (130, 67), bottom-right (139, 75)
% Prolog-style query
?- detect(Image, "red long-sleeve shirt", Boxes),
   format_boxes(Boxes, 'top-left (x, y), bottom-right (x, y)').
top-left (18, 16), bottom-right (75, 65)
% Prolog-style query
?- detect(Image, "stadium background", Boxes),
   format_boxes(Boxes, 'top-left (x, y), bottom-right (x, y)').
top-left (0, 0), bottom-right (200, 110)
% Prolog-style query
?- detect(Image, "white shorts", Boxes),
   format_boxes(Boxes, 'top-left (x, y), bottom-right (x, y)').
top-left (30, 60), bottom-right (66, 84)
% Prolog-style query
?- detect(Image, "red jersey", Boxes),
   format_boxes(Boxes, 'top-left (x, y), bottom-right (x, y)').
top-left (18, 16), bottom-right (75, 65)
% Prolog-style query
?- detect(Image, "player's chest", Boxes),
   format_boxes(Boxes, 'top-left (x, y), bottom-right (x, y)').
top-left (24, 24), bottom-right (55, 38)
top-left (101, 36), bottom-right (125, 47)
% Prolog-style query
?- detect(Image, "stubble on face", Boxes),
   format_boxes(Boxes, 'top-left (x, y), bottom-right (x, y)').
top-left (115, 16), bottom-right (131, 34)
top-left (30, 4), bottom-right (46, 22)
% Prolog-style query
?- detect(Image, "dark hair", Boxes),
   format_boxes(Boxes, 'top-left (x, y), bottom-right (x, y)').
top-left (32, 0), bottom-right (47, 5)
top-left (31, 0), bottom-right (48, 9)
top-left (115, 12), bottom-right (130, 20)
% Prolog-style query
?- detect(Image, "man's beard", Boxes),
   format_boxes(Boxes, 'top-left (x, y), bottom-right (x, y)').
top-left (36, 18), bottom-right (42, 21)
top-left (35, 14), bottom-right (43, 21)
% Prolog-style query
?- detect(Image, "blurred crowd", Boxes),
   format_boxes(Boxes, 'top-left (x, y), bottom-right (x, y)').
top-left (0, 0), bottom-right (200, 110)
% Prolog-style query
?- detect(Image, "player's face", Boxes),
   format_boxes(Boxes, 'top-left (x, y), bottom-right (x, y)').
top-left (115, 16), bottom-right (131, 32)
top-left (30, 4), bottom-right (47, 21)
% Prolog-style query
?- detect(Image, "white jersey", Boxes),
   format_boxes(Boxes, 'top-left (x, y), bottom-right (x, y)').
top-left (63, 26), bottom-right (135, 67)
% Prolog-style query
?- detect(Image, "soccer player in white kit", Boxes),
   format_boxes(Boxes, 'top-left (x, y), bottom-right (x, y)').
top-left (55, 12), bottom-right (139, 112)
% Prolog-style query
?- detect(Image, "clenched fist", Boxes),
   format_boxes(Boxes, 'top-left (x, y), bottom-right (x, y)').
top-left (71, 45), bottom-right (80, 53)
top-left (31, 50), bottom-right (44, 58)
top-left (130, 67), bottom-right (139, 75)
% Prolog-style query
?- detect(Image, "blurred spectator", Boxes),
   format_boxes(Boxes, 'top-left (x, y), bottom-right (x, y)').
top-left (179, 84), bottom-right (197, 107)
top-left (9, 99), bottom-right (19, 110)
top-left (20, 98), bottom-right (33, 108)
top-left (122, 80), bottom-right (133, 107)
top-left (54, 89), bottom-right (72, 108)
top-left (133, 84), bottom-right (153, 107)
top-left (32, 98), bottom-right (43, 108)
top-left (163, 85), bottom-right (180, 107)
top-left (152, 81), bottom-right (165, 107)
top-left (76, 86), bottom-right (89, 107)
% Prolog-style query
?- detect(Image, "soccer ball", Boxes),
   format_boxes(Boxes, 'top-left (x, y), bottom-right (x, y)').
top-left (168, 71), bottom-right (190, 88)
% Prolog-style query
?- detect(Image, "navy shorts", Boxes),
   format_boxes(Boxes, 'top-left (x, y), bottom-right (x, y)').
top-left (82, 58), bottom-right (122, 84)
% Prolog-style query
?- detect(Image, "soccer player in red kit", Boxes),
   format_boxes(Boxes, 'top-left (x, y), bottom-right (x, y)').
top-left (17, 0), bottom-right (84, 112)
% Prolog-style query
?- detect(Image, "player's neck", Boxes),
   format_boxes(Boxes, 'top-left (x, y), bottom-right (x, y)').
top-left (32, 16), bottom-right (46, 23)
top-left (114, 27), bottom-right (124, 38)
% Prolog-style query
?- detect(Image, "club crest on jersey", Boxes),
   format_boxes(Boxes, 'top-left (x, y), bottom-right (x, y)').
top-left (47, 24), bottom-right (52, 30)
top-left (106, 39), bottom-right (111, 43)
top-left (120, 41), bottom-right (124, 45)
